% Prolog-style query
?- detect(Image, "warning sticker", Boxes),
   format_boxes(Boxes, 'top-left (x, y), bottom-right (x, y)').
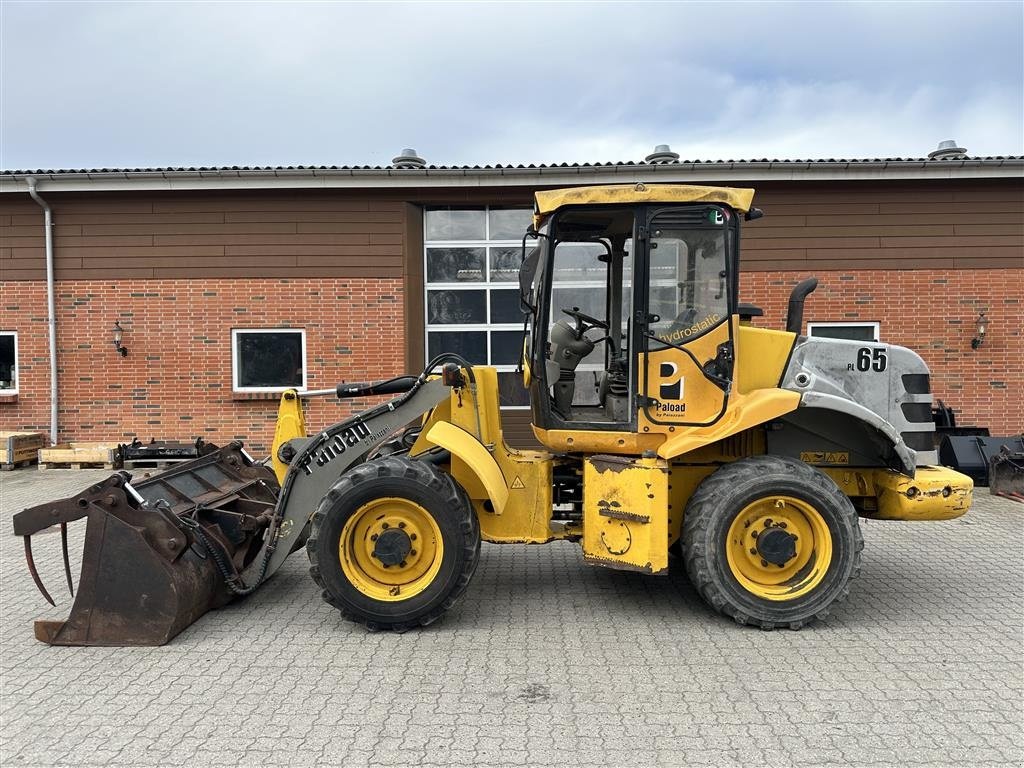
top-left (800, 451), bottom-right (850, 465)
top-left (510, 476), bottom-right (526, 489)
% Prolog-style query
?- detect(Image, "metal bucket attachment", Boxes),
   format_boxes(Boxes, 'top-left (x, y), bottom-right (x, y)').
top-left (12, 442), bottom-right (280, 646)
top-left (990, 449), bottom-right (1024, 502)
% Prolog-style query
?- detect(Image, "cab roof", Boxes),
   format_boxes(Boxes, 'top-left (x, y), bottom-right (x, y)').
top-left (533, 183), bottom-right (755, 227)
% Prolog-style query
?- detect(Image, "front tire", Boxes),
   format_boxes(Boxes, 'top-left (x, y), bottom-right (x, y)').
top-left (307, 456), bottom-right (480, 631)
top-left (682, 455), bottom-right (863, 629)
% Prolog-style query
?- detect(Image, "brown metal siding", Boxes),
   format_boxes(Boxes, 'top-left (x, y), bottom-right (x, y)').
top-left (742, 180), bottom-right (1024, 271)
top-left (402, 203), bottom-right (425, 372)
top-left (0, 191), bottom-right (409, 281)
top-left (3, 180), bottom-right (1019, 282)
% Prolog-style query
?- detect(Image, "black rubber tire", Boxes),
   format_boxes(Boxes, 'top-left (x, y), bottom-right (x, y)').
top-left (681, 455), bottom-right (863, 630)
top-left (307, 456), bottom-right (480, 631)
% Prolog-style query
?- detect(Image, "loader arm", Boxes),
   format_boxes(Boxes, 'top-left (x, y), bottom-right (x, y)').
top-left (12, 363), bottom-right (466, 646)
top-left (256, 376), bottom-right (454, 584)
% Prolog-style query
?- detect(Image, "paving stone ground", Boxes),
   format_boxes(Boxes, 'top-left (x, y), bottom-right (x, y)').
top-left (0, 467), bottom-right (1022, 767)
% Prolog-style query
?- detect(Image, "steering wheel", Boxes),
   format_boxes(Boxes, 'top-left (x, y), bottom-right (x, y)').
top-left (562, 307), bottom-right (608, 331)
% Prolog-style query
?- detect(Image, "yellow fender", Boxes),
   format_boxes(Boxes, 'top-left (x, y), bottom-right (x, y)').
top-left (424, 421), bottom-right (509, 515)
top-left (656, 388), bottom-right (800, 459)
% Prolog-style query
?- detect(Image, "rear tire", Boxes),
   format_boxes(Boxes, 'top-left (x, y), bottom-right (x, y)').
top-left (682, 455), bottom-right (863, 630)
top-left (307, 456), bottom-right (480, 631)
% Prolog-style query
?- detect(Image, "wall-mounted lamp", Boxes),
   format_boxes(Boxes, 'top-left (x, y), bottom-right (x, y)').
top-left (970, 312), bottom-right (987, 350)
top-left (112, 320), bottom-right (128, 357)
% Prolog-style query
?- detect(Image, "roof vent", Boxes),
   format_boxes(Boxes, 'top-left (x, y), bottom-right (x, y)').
top-left (928, 139), bottom-right (967, 160)
top-left (392, 148), bottom-right (426, 169)
top-left (645, 144), bottom-right (680, 164)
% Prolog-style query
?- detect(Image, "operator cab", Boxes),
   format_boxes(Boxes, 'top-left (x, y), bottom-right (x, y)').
top-left (520, 195), bottom-right (740, 436)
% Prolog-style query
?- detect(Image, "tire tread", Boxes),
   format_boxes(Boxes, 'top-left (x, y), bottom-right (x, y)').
top-left (682, 455), bottom-right (863, 630)
top-left (306, 456), bottom-right (480, 632)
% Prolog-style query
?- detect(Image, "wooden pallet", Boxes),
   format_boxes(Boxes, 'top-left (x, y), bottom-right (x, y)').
top-left (1, 458), bottom-right (36, 471)
top-left (0, 431), bottom-right (46, 469)
top-left (38, 461), bottom-right (119, 470)
top-left (37, 443), bottom-right (121, 471)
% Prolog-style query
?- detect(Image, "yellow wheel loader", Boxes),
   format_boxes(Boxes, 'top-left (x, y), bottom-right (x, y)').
top-left (14, 183), bottom-right (974, 645)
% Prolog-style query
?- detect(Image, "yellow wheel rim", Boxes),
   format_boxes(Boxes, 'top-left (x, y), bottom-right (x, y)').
top-left (339, 497), bottom-right (444, 602)
top-left (725, 495), bottom-right (833, 601)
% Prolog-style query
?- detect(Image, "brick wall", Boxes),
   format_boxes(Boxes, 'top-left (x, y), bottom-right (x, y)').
top-left (1, 278), bottom-right (404, 452)
top-left (2, 271), bottom-right (1021, 454)
top-left (740, 268), bottom-right (1024, 433)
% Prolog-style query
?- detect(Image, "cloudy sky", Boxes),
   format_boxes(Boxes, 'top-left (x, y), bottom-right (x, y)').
top-left (1, 1), bottom-right (1021, 169)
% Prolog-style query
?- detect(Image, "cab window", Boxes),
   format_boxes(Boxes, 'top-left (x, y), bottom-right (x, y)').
top-left (647, 218), bottom-right (728, 348)
top-left (544, 207), bottom-right (634, 422)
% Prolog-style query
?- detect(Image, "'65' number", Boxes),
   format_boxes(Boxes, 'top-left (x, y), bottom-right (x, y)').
top-left (855, 347), bottom-right (887, 372)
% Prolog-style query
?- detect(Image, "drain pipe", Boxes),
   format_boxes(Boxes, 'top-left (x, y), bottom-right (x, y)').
top-left (25, 177), bottom-right (58, 446)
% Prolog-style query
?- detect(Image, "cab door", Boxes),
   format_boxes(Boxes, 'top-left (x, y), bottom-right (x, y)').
top-left (639, 206), bottom-right (735, 428)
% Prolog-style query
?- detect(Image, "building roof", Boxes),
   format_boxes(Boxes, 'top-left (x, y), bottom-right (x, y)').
top-left (1, 155), bottom-right (1021, 193)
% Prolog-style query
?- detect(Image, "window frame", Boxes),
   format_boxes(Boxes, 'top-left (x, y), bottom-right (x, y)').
top-left (423, 205), bottom-right (533, 409)
top-left (0, 330), bottom-right (18, 395)
top-left (231, 328), bottom-right (308, 393)
top-left (807, 321), bottom-right (880, 343)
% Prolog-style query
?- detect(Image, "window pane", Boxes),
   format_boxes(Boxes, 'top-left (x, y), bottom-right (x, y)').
top-left (497, 371), bottom-right (531, 407)
top-left (488, 208), bottom-right (533, 241)
top-left (426, 248), bottom-right (485, 283)
top-left (648, 285), bottom-right (679, 324)
top-left (647, 221), bottom-right (728, 348)
top-left (236, 332), bottom-right (303, 388)
top-left (0, 334), bottom-right (15, 390)
top-left (809, 325), bottom-right (878, 341)
top-left (428, 331), bottom-right (486, 364)
top-left (552, 287), bottom-right (606, 322)
top-left (490, 290), bottom-right (524, 324)
top-left (425, 208), bottom-right (486, 241)
top-left (489, 246), bottom-right (523, 282)
top-left (491, 330), bottom-right (524, 365)
top-left (427, 290), bottom-right (486, 324)
top-left (551, 242), bottom-right (608, 282)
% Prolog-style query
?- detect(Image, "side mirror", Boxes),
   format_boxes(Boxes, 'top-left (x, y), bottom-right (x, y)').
top-left (519, 228), bottom-right (542, 313)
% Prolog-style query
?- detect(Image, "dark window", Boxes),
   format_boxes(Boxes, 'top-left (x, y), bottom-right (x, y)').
top-left (427, 290), bottom-right (487, 324)
top-left (490, 290), bottom-right (525, 324)
top-left (427, 331), bottom-right (487, 364)
top-left (491, 331), bottom-right (524, 365)
top-left (808, 323), bottom-right (880, 342)
top-left (0, 333), bottom-right (16, 392)
top-left (426, 248), bottom-right (486, 283)
top-left (233, 330), bottom-right (305, 390)
top-left (489, 246), bottom-right (524, 282)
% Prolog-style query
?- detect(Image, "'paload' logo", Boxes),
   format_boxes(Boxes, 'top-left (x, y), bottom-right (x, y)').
top-left (658, 362), bottom-right (684, 401)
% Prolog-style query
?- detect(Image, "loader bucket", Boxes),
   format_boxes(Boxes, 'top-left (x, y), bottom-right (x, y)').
top-left (12, 443), bottom-right (280, 646)
top-left (990, 449), bottom-right (1024, 502)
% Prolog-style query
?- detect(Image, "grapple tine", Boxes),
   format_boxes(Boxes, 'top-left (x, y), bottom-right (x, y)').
top-left (24, 536), bottom-right (56, 607)
top-left (13, 444), bottom-right (281, 646)
top-left (61, 523), bottom-right (74, 596)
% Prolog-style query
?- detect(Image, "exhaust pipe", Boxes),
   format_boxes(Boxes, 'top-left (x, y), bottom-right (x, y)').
top-left (785, 277), bottom-right (819, 335)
